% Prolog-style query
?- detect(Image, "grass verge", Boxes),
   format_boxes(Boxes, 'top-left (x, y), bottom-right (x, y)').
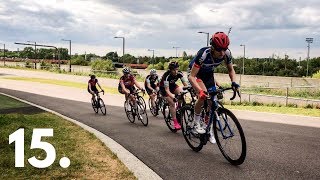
top-left (0, 95), bottom-right (28, 110)
top-left (0, 95), bottom-right (136, 179)
top-left (2, 76), bottom-right (320, 117)
top-left (225, 104), bottom-right (320, 117)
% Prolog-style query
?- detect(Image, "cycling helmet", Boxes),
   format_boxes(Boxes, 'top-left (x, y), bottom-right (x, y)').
top-left (168, 61), bottom-right (179, 70)
top-left (210, 32), bottom-right (230, 50)
top-left (150, 69), bottom-right (157, 75)
top-left (122, 67), bottom-right (131, 74)
top-left (90, 74), bottom-right (96, 79)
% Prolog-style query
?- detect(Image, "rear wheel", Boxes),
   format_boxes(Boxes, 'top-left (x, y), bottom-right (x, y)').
top-left (213, 108), bottom-right (247, 165)
top-left (181, 105), bottom-right (203, 152)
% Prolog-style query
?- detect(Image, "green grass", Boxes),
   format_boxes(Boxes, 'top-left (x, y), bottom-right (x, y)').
top-left (225, 104), bottom-right (320, 117)
top-left (3, 77), bottom-right (120, 94)
top-left (0, 95), bottom-right (28, 110)
top-left (3, 76), bottom-right (149, 98)
top-left (0, 95), bottom-right (136, 179)
top-left (242, 87), bottom-right (320, 99)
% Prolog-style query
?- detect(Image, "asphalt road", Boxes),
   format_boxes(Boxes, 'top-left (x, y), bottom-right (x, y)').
top-left (1, 88), bottom-right (320, 180)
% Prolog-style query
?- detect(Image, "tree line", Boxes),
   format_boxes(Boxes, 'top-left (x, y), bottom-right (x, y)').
top-left (1, 47), bottom-right (320, 77)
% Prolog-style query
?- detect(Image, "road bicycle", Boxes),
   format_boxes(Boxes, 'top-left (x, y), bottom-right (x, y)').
top-left (149, 91), bottom-right (164, 117)
top-left (162, 86), bottom-right (196, 133)
top-left (124, 89), bottom-right (149, 126)
top-left (91, 90), bottom-right (106, 115)
top-left (180, 86), bottom-right (247, 165)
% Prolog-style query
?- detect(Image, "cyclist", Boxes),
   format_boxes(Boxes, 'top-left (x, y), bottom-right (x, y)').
top-left (188, 32), bottom-right (240, 143)
top-left (159, 61), bottom-right (189, 130)
top-left (88, 74), bottom-right (104, 103)
top-left (145, 69), bottom-right (160, 114)
top-left (118, 67), bottom-right (145, 105)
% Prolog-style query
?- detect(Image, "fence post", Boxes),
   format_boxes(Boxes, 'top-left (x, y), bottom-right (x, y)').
top-left (286, 87), bottom-right (289, 106)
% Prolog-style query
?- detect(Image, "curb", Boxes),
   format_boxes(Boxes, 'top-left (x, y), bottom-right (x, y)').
top-left (1, 92), bottom-right (162, 180)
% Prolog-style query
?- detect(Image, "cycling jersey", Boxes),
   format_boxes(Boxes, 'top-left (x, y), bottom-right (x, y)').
top-left (118, 74), bottom-right (136, 94)
top-left (145, 74), bottom-right (160, 95)
top-left (119, 74), bottom-right (135, 88)
top-left (145, 74), bottom-right (160, 87)
top-left (88, 79), bottom-right (98, 92)
top-left (189, 47), bottom-right (232, 87)
top-left (189, 47), bottom-right (232, 74)
top-left (159, 70), bottom-right (187, 96)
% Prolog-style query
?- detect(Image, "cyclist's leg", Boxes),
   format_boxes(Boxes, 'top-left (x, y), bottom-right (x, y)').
top-left (150, 85), bottom-right (158, 108)
top-left (171, 85), bottom-right (182, 129)
top-left (192, 79), bottom-right (207, 133)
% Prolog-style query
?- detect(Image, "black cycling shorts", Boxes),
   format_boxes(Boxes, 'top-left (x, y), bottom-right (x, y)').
top-left (159, 84), bottom-right (179, 97)
top-left (145, 84), bottom-right (157, 95)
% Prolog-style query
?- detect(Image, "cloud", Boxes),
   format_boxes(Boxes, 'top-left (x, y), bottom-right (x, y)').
top-left (0, 0), bottom-right (319, 59)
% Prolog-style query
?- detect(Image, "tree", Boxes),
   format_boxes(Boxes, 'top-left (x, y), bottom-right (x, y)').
top-left (104, 51), bottom-right (119, 62)
top-left (182, 51), bottom-right (188, 60)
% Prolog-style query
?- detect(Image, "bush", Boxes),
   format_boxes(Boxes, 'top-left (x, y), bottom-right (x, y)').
top-left (40, 61), bottom-right (51, 70)
top-left (25, 61), bottom-right (33, 68)
top-left (312, 70), bottom-right (320, 79)
top-left (91, 59), bottom-right (115, 71)
top-left (71, 56), bottom-right (89, 66)
top-left (147, 62), bottom-right (164, 70)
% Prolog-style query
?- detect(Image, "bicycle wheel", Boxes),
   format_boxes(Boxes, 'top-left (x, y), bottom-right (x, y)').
top-left (162, 102), bottom-right (177, 133)
top-left (137, 99), bottom-right (148, 126)
top-left (124, 100), bottom-right (135, 123)
top-left (181, 105), bottom-right (203, 152)
top-left (157, 98), bottom-right (164, 113)
top-left (213, 108), bottom-right (247, 165)
top-left (148, 98), bottom-right (157, 116)
top-left (138, 96), bottom-right (146, 110)
top-left (98, 98), bottom-right (106, 115)
top-left (91, 99), bottom-right (98, 113)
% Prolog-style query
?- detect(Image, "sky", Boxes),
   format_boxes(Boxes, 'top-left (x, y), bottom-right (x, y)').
top-left (0, 0), bottom-right (319, 59)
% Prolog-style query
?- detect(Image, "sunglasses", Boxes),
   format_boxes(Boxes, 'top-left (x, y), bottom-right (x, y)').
top-left (212, 46), bottom-right (227, 52)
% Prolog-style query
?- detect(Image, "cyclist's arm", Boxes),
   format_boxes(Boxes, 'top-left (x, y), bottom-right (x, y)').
top-left (188, 65), bottom-right (202, 93)
top-left (226, 63), bottom-right (236, 82)
top-left (120, 80), bottom-right (126, 90)
top-left (180, 75), bottom-right (188, 87)
top-left (146, 79), bottom-right (154, 91)
top-left (88, 83), bottom-right (94, 93)
top-left (96, 82), bottom-right (103, 91)
top-left (134, 79), bottom-right (143, 90)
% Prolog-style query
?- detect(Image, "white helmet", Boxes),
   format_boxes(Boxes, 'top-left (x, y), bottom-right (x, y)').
top-left (122, 67), bottom-right (131, 74)
top-left (150, 69), bottom-right (156, 75)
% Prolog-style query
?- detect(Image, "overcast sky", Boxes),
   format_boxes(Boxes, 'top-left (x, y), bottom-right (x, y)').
top-left (0, 0), bottom-right (319, 59)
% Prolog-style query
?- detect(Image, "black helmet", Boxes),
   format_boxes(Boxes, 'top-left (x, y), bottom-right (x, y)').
top-left (168, 61), bottom-right (179, 70)
top-left (90, 75), bottom-right (96, 79)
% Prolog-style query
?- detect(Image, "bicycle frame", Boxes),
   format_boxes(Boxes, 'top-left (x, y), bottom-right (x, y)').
top-left (206, 101), bottom-right (234, 139)
top-left (205, 92), bottom-right (236, 139)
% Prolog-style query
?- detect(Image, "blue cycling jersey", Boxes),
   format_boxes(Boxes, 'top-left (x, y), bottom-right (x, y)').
top-left (189, 47), bottom-right (233, 74)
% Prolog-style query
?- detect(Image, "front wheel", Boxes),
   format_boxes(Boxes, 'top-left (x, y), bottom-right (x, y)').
top-left (98, 98), bottom-right (106, 115)
top-left (124, 100), bottom-right (135, 123)
top-left (213, 108), bottom-right (247, 165)
top-left (149, 98), bottom-right (158, 116)
top-left (163, 102), bottom-right (177, 133)
top-left (137, 98), bottom-right (148, 126)
top-left (91, 99), bottom-right (98, 113)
